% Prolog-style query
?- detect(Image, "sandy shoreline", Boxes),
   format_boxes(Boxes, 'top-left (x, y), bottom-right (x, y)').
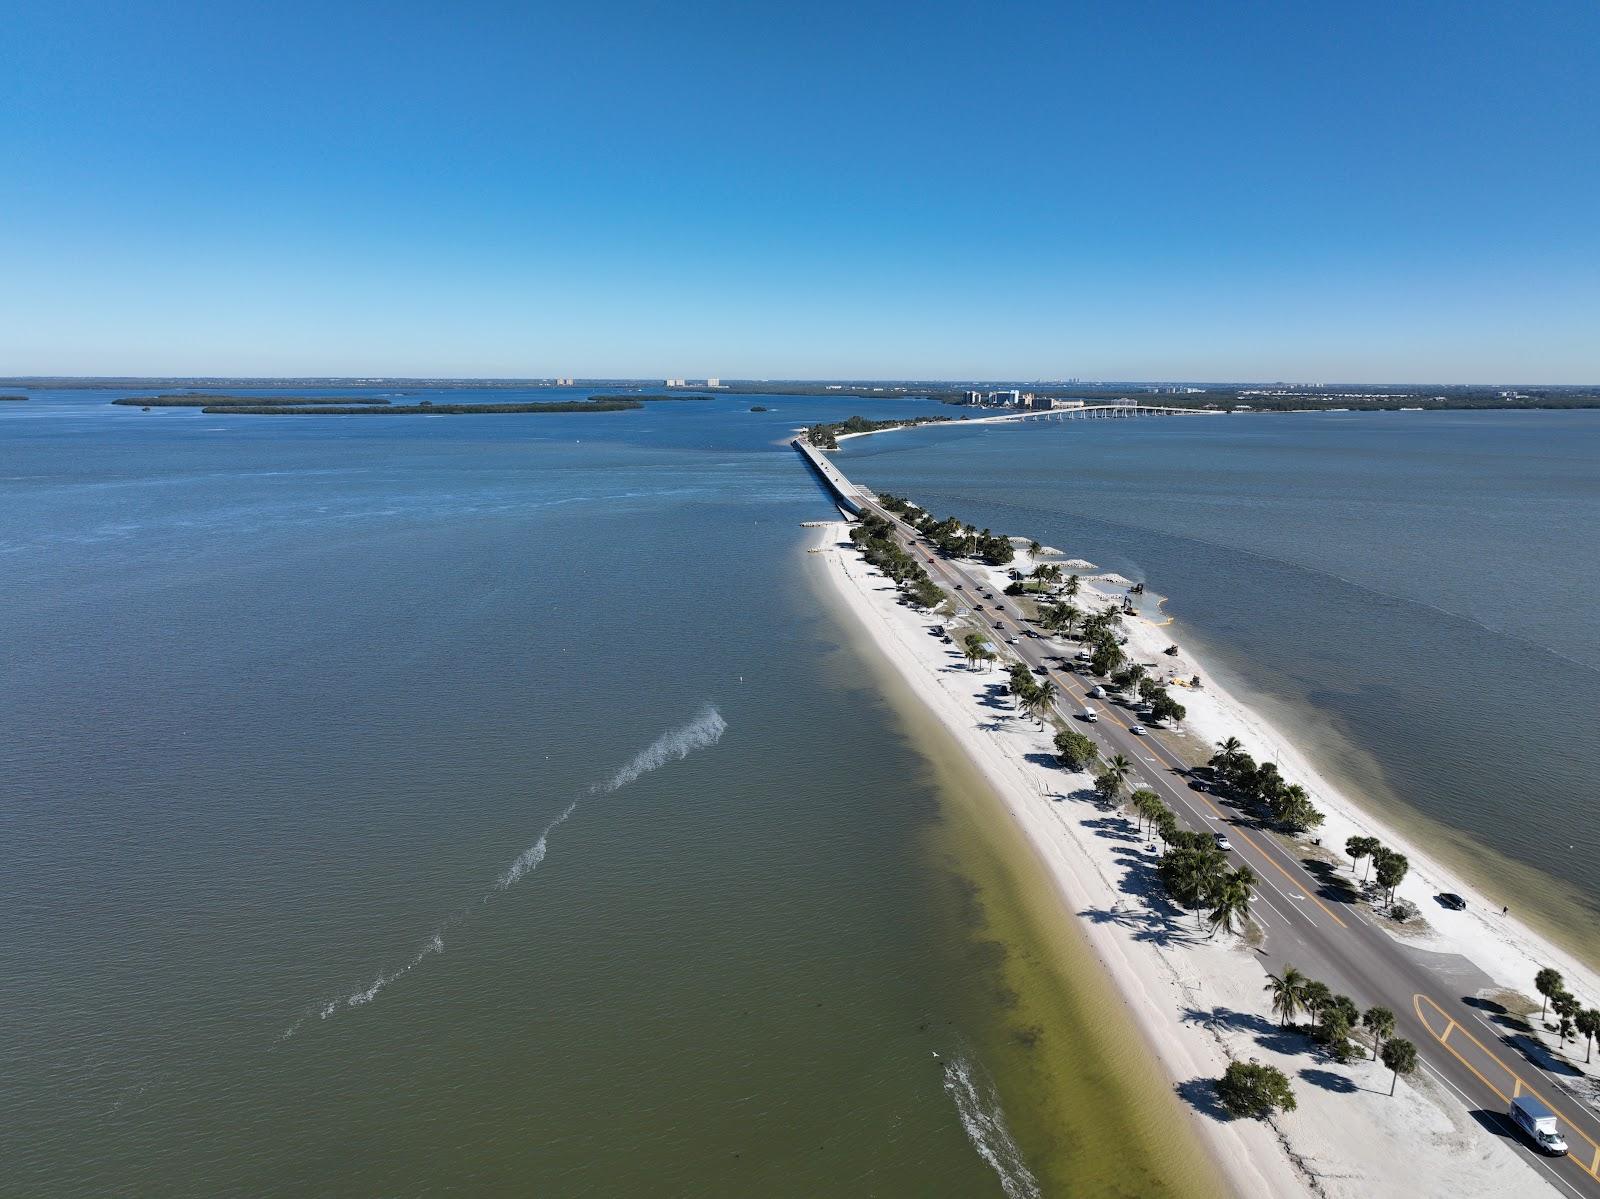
top-left (807, 513), bottom-right (1566, 1198)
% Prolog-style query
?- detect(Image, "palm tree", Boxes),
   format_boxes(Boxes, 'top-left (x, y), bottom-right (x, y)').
top-left (1211, 736), bottom-right (1245, 775)
top-left (1265, 966), bottom-right (1309, 1028)
top-left (1382, 1038), bottom-right (1418, 1096)
top-left (1374, 850), bottom-right (1409, 906)
top-left (1104, 753), bottom-right (1133, 794)
top-left (1535, 967), bottom-right (1565, 1021)
top-left (1577, 1009), bottom-right (1600, 1063)
top-left (1027, 680), bottom-right (1058, 726)
top-left (1346, 835), bottom-right (1380, 879)
top-left (1130, 789), bottom-right (1161, 837)
top-left (1300, 980), bottom-right (1332, 1028)
top-left (1362, 1006), bottom-right (1396, 1060)
top-left (1207, 867), bottom-right (1257, 939)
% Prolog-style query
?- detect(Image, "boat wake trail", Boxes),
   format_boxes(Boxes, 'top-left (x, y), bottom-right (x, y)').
top-left (592, 703), bottom-right (728, 796)
top-left (492, 702), bottom-right (726, 891)
top-left (495, 802), bottom-right (577, 890)
top-left (283, 704), bottom-right (726, 1036)
top-left (281, 932), bottom-right (447, 1040)
top-left (942, 1054), bottom-right (1041, 1199)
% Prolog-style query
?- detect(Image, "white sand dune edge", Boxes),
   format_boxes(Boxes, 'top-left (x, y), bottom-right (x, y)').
top-left (809, 521), bottom-right (1551, 1199)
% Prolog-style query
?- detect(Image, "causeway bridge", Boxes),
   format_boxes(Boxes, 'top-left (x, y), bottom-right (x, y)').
top-left (961, 403), bottom-right (1223, 425)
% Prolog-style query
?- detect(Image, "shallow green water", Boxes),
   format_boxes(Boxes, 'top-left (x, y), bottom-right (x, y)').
top-left (1, 389), bottom-right (1216, 1196)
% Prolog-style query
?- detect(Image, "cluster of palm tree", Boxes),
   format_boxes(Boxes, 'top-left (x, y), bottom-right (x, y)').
top-left (1534, 968), bottom-right (1600, 1061)
top-left (806, 416), bottom-right (950, 450)
top-left (1156, 828), bottom-right (1259, 939)
top-left (848, 514), bottom-right (945, 608)
top-left (1005, 662), bottom-right (1056, 726)
top-left (1038, 601), bottom-right (1083, 638)
top-left (960, 631), bottom-right (996, 671)
top-left (1076, 608), bottom-right (1129, 678)
top-left (1208, 737), bottom-right (1325, 834)
top-left (872, 492), bottom-right (1017, 565)
top-left (1110, 665), bottom-right (1187, 726)
top-left (1343, 836), bottom-right (1411, 908)
top-left (1264, 966), bottom-right (1417, 1089)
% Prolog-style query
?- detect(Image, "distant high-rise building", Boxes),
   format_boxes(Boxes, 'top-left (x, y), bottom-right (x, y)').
top-left (706, 378), bottom-right (721, 388)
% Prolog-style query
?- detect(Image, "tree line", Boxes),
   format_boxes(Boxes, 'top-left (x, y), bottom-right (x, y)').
top-left (804, 415), bottom-right (951, 450)
top-left (1208, 737), bottom-right (1325, 834)
top-left (1534, 967), bottom-right (1600, 1061)
top-left (848, 514), bottom-right (945, 610)
top-left (872, 491), bottom-right (1016, 565)
top-left (1226, 965), bottom-right (1419, 1118)
top-left (1048, 598), bottom-right (1189, 726)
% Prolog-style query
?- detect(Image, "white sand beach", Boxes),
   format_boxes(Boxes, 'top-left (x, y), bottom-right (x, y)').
top-left (809, 517), bottom-right (1574, 1198)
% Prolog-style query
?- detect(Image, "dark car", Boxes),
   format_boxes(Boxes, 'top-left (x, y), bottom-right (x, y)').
top-left (1438, 893), bottom-right (1467, 911)
top-left (993, 621), bottom-right (1003, 629)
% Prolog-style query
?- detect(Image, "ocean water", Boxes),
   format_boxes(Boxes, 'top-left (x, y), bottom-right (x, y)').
top-left (840, 409), bottom-right (1600, 954)
top-left (0, 388), bottom-right (1214, 1197)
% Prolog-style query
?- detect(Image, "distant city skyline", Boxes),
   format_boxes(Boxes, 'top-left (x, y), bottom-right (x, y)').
top-left (2, 1), bottom-right (1596, 381)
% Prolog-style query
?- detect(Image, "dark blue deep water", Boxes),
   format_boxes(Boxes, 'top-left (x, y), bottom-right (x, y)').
top-left (841, 409), bottom-right (1600, 942)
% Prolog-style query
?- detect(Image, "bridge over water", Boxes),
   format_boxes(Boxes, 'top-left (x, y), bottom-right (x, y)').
top-left (967, 403), bottom-right (1224, 424)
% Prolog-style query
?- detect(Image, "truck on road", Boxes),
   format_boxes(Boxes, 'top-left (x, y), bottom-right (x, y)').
top-left (1510, 1094), bottom-right (1569, 1156)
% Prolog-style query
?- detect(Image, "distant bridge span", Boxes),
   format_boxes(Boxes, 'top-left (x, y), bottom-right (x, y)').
top-left (964, 403), bottom-right (1224, 425)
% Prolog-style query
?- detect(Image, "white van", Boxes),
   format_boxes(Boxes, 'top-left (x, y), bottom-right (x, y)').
top-left (1081, 709), bottom-right (1098, 722)
top-left (1510, 1094), bottom-right (1568, 1156)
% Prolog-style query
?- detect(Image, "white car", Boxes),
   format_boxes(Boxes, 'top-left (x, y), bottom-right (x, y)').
top-left (1213, 832), bottom-right (1233, 852)
top-left (1130, 724), bottom-right (1147, 736)
top-left (1081, 709), bottom-right (1098, 722)
top-left (1088, 685), bottom-right (1105, 698)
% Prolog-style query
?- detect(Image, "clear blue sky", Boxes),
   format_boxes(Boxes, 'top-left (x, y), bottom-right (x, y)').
top-left (2, 0), bottom-right (1596, 381)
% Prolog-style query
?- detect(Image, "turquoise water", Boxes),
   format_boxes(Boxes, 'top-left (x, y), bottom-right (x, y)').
top-left (1, 389), bottom-right (1220, 1197)
top-left (840, 409), bottom-right (1600, 942)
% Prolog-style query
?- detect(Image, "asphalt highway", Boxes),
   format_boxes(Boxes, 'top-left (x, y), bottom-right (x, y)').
top-left (848, 483), bottom-right (1600, 1197)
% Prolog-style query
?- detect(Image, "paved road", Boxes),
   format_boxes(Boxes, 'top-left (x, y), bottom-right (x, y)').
top-left (843, 479), bottom-right (1600, 1197)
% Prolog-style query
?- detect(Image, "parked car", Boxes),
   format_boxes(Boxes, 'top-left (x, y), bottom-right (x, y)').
top-left (1438, 893), bottom-right (1467, 911)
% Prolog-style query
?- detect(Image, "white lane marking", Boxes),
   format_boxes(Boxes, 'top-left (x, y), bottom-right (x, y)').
top-left (1256, 892), bottom-right (1292, 926)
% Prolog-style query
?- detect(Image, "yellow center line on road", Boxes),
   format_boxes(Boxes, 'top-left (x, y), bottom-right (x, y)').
top-left (1415, 993), bottom-right (1600, 1182)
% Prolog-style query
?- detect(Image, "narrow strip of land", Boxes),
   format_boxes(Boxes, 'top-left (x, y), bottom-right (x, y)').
top-left (795, 427), bottom-right (1600, 1197)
